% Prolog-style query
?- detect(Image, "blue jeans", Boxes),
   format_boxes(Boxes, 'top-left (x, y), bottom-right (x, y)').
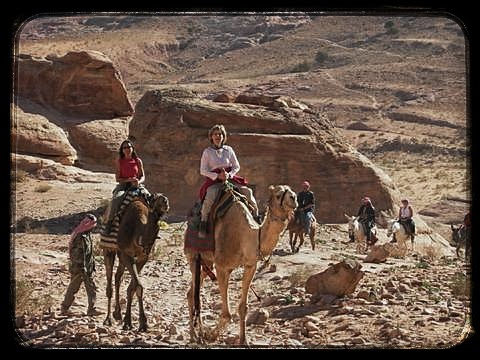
top-left (301, 211), bottom-right (313, 234)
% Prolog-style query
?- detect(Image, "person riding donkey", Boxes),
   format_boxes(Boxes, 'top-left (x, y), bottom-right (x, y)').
top-left (197, 124), bottom-right (259, 238)
top-left (296, 180), bottom-right (315, 235)
top-left (394, 198), bottom-right (416, 243)
top-left (357, 196), bottom-right (376, 245)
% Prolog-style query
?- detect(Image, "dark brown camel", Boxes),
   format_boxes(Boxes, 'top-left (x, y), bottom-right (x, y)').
top-left (102, 193), bottom-right (169, 331)
top-left (287, 212), bottom-right (316, 253)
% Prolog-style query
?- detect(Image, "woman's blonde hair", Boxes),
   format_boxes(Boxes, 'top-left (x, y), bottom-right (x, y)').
top-left (208, 124), bottom-right (227, 145)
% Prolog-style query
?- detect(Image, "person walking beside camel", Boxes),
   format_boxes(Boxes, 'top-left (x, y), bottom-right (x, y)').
top-left (61, 214), bottom-right (101, 316)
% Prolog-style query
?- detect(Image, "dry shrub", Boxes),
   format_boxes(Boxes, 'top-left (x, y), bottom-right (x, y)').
top-left (15, 277), bottom-right (55, 315)
top-left (419, 243), bottom-right (442, 261)
top-left (15, 169), bottom-right (29, 183)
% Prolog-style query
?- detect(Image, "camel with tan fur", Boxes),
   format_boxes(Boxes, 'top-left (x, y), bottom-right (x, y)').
top-left (184, 184), bottom-right (298, 345)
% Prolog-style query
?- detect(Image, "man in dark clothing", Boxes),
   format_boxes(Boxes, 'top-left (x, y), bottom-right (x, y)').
top-left (61, 214), bottom-right (101, 316)
top-left (297, 181), bottom-right (315, 235)
top-left (357, 197), bottom-right (375, 244)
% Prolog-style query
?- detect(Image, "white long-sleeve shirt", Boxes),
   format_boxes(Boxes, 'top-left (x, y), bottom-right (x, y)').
top-left (200, 145), bottom-right (240, 181)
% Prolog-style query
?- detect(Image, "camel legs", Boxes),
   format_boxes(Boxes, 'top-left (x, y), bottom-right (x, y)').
top-left (113, 259), bottom-right (126, 321)
top-left (289, 231), bottom-right (297, 253)
top-left (309, 223), bottom-right (316, 251)
top-left (210, 268), bottom-right (233, 341)
top-left (186, 255), bottom-right (209, 343)
top-left (238, 264), bottom-right (256, 345)
top-left (297, 233), bottom-right (305, 253)
top-left (123, 256), bottom-right (148, 331)
top-left (103, 249), bottom-right (116, 326)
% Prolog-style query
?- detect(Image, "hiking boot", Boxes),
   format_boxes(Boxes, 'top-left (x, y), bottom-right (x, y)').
top-left (87, 308), bottom-right (103, 316)
top-left (390, 234), bottom-right (397, 243)
top-left (198, 221), bottom-right (207, 238)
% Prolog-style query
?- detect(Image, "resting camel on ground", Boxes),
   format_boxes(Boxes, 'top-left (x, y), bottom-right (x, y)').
top-left (287, 212), bottom-right (317, 253)
top-left (184, 184), bottom-right (298, 345)
top-left (102, 193), bottom-right (169, 331)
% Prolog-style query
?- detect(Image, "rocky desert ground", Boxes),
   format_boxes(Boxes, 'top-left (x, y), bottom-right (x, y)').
top-left (10, 12), bottom-right (475, 350)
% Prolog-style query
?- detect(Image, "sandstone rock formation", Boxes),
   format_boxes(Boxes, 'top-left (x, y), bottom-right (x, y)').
top-left (14, 50), bottom-right (133, 172)
top-left (12, 107), bottom-right (77, 165)
top-left (68, 119), bottom-right (129, 171)
top-left (130, 88), bottom-right (401, 222)
top-left (17, 51), bottom-right (133, 119)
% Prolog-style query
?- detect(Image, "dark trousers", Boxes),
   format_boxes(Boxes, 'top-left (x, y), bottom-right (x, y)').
top-left (61, 271), bottom-right (97, 311)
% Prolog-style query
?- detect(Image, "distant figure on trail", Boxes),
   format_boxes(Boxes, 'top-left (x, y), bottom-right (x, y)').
top-left (396, 198), bottom-right (416, 243)
top-left (462, 209), bottom-right (471, 243)
top-left (296, 180), bottom-right (315, 235)
top-left (102, 139), bottom-right (150, 234)
top-left (197, 124), bottom-right (258, 238)
top-left (463, 210), bottom-right (471, 229)
top-left (357, 196), bottom-right (375, 244)
top-left (61, 214), bottom-right (101, 316)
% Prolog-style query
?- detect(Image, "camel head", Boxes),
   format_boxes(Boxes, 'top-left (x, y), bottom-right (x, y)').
top-left (150, 193), bottom-right (170, 218)
top-left (267, 185), bottom-right (298, 220)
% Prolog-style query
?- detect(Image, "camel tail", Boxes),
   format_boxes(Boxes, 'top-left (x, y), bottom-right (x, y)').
top-left (193, 253), bottom-right (201, 324)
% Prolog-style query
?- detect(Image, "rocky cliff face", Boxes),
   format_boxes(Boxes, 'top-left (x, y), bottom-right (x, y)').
top-left (130, 88), bottom-right (401, 222)
top-left (17, 51), bottom-right (133, 119)
top-left (14, 51), bottom-right (132, 170)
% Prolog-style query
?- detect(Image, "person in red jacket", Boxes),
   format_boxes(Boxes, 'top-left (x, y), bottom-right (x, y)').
top-left (102, 139), bottom-right (148, 234)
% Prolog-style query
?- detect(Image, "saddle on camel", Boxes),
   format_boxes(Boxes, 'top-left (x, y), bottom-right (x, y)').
top-left (184, 181), bottom-right (257, 253)
top-left (99, 186), bottom-right (153, 249)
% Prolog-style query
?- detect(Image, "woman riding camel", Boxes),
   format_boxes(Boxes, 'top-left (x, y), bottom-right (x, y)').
top-left (102, 139), bottom-right (149, 234)
top-left (197, 124), bottom-right (258, 238)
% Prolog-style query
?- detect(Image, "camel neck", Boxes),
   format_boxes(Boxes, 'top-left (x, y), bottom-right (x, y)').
top-left (259, 209), bottom-right (287, 257)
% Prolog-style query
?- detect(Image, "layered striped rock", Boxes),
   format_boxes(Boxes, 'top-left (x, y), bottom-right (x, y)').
top-left (130, 88), bottom-right (401, 223)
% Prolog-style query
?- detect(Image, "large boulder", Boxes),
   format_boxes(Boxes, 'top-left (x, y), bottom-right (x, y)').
top-left (12, 107), bottom-right (77, 165)
top-left (68, 119), bottom-right (129, 171)
top-left (129, 88), bottom-right (401, 221)
top-left (17, 51), bottom-right (133, 119)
